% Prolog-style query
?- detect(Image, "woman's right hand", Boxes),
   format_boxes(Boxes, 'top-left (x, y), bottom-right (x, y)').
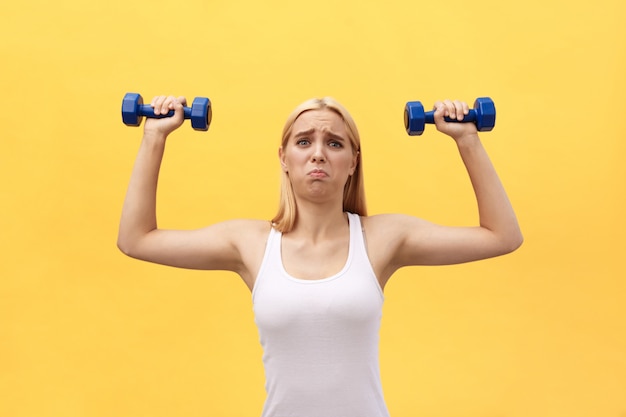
top-left (143, 95), bottom-right (187, 137)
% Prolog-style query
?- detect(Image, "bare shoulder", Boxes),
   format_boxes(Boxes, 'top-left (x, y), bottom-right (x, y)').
top-left (360, 213), bottom-right (433, 254)
top-left (218, 218), bottom-right (272, 248)
top-left (220, 218), bottom-right (272, 234)
top-left (361, 213), bottom-right (427, 238)
top-left (221, 218), bottom-right (272, 289)
top-left (359, 214), bottom-right (428, 286)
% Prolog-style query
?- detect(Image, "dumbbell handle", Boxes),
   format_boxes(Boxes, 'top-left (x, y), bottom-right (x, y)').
top-left (424, 109), bottom-right (478, 124)
top-left (137, 104), bottom-right (193, 120)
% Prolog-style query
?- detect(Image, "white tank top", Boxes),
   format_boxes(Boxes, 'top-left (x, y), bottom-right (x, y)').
top-left (252, 213), bottom-right (390, 417)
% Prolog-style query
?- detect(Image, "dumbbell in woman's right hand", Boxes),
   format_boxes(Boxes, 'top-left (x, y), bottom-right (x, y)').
top-left (121, 92), bottom-right (212, 132)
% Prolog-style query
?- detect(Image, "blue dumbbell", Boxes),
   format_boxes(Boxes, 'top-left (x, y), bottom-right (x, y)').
top-left (121, 92), bottom-right (212, 131)
top-left (404, 97), bottom-right (496, 136)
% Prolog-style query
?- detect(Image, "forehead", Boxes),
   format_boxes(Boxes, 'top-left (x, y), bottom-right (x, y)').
top-left (292, 109), bottom-right (347, 135)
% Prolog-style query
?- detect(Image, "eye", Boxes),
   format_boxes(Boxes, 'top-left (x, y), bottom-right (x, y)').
top-left (295, 138), bottom-right (310, 146)
top-left (328, 140), bottom-right (343, 148)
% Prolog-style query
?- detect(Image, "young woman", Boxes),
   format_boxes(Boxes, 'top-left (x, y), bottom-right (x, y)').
top-left (117, 95), bottom-right (523, 417)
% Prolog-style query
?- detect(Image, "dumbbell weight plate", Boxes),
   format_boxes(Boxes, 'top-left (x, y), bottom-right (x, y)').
top-left (404, 101), bottom-right (426, 136)
top-left (190, 97), bottom-right (212, 131)
top-left (474, 97), bottom-right (496, 132)
top-left (121, 93), bottom-right (144, 127)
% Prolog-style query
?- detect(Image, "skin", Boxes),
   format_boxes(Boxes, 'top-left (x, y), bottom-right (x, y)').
top-left (117, 96), bottom-right (522, 292)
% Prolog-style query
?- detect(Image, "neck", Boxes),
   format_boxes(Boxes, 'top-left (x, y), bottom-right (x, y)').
top-left (289, 199), bottom-right (347, 240)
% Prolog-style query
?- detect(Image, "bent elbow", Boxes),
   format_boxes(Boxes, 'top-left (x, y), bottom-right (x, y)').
top-left (117, 228), bottom-right (158, 261)
top-left (117, 236), bottom-right (140, 259)
top-left (501, 231), bottom-right (524, 255)
top-left (117, 239), bottom-right (132, 257)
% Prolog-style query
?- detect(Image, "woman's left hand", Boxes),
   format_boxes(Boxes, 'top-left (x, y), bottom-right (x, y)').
top-left (432, 99), bottom-right (478, 142)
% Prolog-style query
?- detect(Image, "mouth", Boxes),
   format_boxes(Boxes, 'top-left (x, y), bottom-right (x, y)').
top-left (307, 168), bottom-right (328, 178)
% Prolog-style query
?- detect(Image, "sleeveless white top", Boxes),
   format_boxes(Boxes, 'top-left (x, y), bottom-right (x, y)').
top-left (252, 213), bottom-right (390, 417)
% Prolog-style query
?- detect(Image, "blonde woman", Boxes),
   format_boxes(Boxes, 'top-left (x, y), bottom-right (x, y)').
top-left (118, 95), bottom-right (523, 417)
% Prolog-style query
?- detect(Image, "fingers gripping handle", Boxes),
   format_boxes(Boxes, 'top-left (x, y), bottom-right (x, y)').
top-left (137, 104), bottom-right (192, 120)
top-left (424, 109), bottom-right (478, 124)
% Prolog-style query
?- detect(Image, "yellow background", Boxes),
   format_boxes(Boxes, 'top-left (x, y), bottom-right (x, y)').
top-left (1, 0), bottom-right (625, 416)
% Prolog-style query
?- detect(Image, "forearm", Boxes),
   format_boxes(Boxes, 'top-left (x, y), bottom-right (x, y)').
top-left (456, 134), bottom-right (523, 249)
top-left (117, 132), bottom-right (167, 253)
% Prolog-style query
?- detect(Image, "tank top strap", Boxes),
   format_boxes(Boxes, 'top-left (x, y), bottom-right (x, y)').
top-left (347, 211), bottom-right (361, 236)
top-left (251, 225), bottom-right (281, 302)
top-left (347, 212), bottom-right (384, 298)
top-left (347, 212), bottom-right (366, 259)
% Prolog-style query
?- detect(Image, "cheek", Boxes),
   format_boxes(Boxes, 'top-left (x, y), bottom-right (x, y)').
top-left (282, 148), bottom-right (306, 169)
top-left (345, 153), bottom-right (358, 171)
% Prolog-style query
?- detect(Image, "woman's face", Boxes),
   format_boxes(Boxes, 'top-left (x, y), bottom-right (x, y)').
top-left (279, 109), bottom-right (358, 203)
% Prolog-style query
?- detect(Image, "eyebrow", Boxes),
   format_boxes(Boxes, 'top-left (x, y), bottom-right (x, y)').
top-left (293, 128), bottom-right (347, 142)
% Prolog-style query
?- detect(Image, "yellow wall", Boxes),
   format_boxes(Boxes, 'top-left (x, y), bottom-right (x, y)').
top-left (1, 0), bottom-right (625, 416)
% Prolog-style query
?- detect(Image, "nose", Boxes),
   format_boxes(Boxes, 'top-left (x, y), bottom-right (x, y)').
top-left (311, 142), bottom-right (326, 163)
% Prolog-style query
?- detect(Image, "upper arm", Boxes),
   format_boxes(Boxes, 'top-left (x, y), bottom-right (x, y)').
top-left (366, 214), bottom-right (521, 272)
top-left (118, 219), bottom-right (270, 275)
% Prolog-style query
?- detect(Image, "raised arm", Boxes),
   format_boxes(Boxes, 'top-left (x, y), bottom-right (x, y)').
top-left (116, 95), bottom-right (268, 287)
top-left (117, 96), bottom-right (180, 259)
top-left (367, 99), bottom-right (523, 283)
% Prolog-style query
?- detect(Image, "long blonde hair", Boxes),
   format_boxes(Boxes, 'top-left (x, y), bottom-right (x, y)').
top-left (271, 97), bottom-right (367, 232)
